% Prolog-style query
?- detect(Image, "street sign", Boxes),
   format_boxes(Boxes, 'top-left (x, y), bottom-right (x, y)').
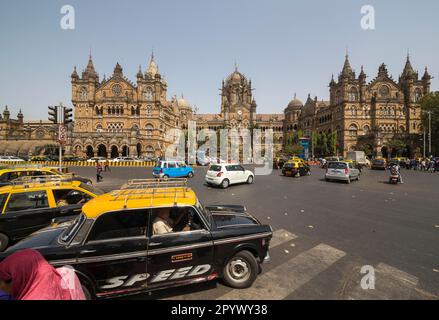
top-left (58, 124), bottom-right (67, 144)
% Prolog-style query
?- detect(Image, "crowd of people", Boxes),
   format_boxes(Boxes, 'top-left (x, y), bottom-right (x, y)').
top-left (402, 157), bottom-right (438, 172)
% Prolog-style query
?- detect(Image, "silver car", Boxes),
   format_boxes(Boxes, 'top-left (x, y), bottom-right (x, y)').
top-left (325, 161), bottom-right (360, 184)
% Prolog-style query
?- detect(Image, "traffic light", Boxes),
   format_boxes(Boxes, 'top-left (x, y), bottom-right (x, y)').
top-left (48, 106), bottom-right (58, 124)
top-left (64, 107), bottom-right (73, 124)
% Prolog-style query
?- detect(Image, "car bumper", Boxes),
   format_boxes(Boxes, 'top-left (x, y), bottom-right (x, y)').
top-left (153, 173), bottom-right (164, 178)
top-left (205, 176), bottom-right (223, 185)
top-left (325, 173), bottom-right (349, 181)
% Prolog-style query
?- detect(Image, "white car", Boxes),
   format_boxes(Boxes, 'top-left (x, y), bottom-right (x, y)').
top-left (205, 163), bottom-right (254, 188)
top-left (86, 157), bottom-right (107, 163)
top-left (111, 157), bottom-right (140, 162)
top-left (0, 156), bottom-right (25, 163)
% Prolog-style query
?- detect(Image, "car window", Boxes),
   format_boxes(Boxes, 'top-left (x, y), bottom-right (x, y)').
top-left (235, 165), bottom-right (245, 171)
top-left (168, 162), bottom-right (177, 168)
top-left (0, 193), bottom-right (8, 212)
top-left (151, 206), bottom-right (206, 236)
top-left (87, 209), bottom-right (148, 242)
top-left (225, 165), bottom-right (235, 171)
top-left (328, 162), bottom-right (347, 169)
top-left (209, 165), bottom-right (222, 172)
top-left (53, 189), bottom-right (91, 206)
top-left (5, 191), bottom-right (49, 212)
top-left (0, 173), bottom-right (8, 183)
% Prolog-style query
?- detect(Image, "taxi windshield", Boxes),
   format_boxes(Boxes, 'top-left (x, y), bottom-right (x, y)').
top-left (60, 213), bottom-right (86, 243)
top-left (79, 182), bottom-right (105, 195)
top-left (196, 201), bottom-right (212, 228)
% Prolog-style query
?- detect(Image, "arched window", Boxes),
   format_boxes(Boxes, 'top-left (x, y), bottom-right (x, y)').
top-left (144, 87), bottom-right (154, 101)
top-left (363, 125), bottom-right (370, 135)
top-left (131, 124), bottom-right (139, 132)
top-left (349, 124), bottom-right (358, 137)
top-left (79, 87), bottom-right (87, 100)
top-left (146, 124), bottom-right (154, 137)
top-left (349, 87), bottom-right (358, 101)
top-left (146, 105), bottom-right (153, 117)
top-left (414, 88), bottom-right (422, 102)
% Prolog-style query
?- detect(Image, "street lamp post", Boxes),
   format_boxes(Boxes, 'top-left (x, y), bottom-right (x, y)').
top-left (428, 111), bottom-right (432, 156)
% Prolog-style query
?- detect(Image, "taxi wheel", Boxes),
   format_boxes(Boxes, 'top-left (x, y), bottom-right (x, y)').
top-left (163, 175), bottom-right (169, 181)
top-left (223, 250), bottom-right (258, 289)
top-left (188, 172), bottom-right (194, 178)
top-left (247, 175), bottom-right (254, 184)
top-left (221, 179), bottom-right (230, 189)
top-left (0, 233), bottom-right (9, 252)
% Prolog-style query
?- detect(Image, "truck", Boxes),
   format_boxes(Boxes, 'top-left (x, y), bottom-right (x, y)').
top-left (347, 151), bottom-right (370, 167)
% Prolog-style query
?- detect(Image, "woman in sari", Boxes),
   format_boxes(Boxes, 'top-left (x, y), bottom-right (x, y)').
top-left (0, 249), bottom-right (85, 300)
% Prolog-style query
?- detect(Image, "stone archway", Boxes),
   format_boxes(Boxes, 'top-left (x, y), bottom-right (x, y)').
top-left (136, 143), bottom-right (142, 158)
top-left (122, 145), bottom-right (129, 157)
top-left (97, 144), bottom-right (107, 158)
top-left (86, 145), bottom-right (94, 158)
top-left (110, 145), bottom-right (119, 159)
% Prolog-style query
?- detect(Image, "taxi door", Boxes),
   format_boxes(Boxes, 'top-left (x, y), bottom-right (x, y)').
top-left (146, 206), bottom-right (214, 289)
top-left (75, 208), bottom-right (149, 298)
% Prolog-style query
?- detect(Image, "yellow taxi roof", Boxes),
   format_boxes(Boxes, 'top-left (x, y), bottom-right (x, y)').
top-left (82, 187), bottom-right (197, 219)
top-left (0, 180), bottom-right (82, 194)
top-left (0, 167), bottom-right (55, 174)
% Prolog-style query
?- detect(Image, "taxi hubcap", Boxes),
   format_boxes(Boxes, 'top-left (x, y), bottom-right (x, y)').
top-left (228, 258), bottom-right (250, 283)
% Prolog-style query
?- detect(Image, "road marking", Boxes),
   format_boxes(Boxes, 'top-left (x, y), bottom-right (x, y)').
top-left (217, 243), bottom-right (346, 300)
top-left (269, 229), bottom-right (298, 248)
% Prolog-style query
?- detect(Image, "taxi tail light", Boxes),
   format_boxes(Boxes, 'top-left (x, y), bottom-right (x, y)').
top-left (216, 172), bottom-right (223, 177)
top-left (344, 168), bottom-right (349, 175)
top-left (160, 168), bottom-right (163, 174)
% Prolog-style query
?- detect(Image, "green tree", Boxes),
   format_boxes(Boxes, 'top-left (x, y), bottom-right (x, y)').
top-left (386, 138), bottom-right (407, 157)
top-left (284, 144), bottom-right (304, 156)
top-left (420, 91), bottom-right (439, 156)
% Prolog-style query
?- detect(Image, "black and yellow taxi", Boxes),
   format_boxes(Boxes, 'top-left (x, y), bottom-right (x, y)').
top-left (0, 179), bottom-right (273, 299)
top-left (0, 166), bottom-right (92, 187)
top-left (0, 177), bottom-right (103, 251)
top-left (282, 160), bottom-right (311, 177)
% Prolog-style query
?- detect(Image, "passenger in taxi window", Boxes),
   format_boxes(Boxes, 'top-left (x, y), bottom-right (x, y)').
top-left (153, 207), bottom-right (187, 235)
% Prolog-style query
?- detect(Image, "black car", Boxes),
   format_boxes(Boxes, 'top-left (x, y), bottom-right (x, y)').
top-left (0, 181), bottom-right (272, 299)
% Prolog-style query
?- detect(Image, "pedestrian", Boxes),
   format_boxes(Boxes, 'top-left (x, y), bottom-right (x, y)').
top-left (421, 159), bottom-right (426, 171)
top-left (104, 159), bottom-right (110, 172)
top-left (0, 249), bottom-right (84, 300)
top-left (96, 160), bottom-right (103, 182)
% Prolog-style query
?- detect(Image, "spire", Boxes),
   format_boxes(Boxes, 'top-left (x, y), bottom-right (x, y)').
top-left (402, 53), bottom-right (416, 79)
top-left (340, 53), bottom-right (354, 80)
top-left (113, 62), bottom-right (123, 77)
top-left (83, 53), bottom-right (97, 79)
top-left (359, 65), bottom-right (366, 81)
top-left (378, 63), bottom-right (389, 77)
top-left (329, 74), bottom-right (336, 86)
top-left (137, 64), bottom-right (143, 79)
top-left (71, 66), bottom-right (78, 79)
top-left (147, 51), bottom-right (158, 77)
top-left (422, 67), bottom-right (431, 81)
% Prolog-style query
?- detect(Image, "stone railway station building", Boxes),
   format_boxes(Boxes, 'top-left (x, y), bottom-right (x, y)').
top-left (0, 53), bottom-right (431, 159)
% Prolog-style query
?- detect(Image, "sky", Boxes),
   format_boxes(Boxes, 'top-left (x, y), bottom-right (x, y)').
top-left (0, 0), bottom-right (438, 120)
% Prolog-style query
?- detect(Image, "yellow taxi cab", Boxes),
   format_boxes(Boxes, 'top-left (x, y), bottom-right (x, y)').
top-left (0, 178), bottom-right (273, 299)
top-left (0, 166), bottom-right (92, 187)
top-left (282, 160), bottom-right (311, 177)
top-left (0, 177), bottom-right (103, 251)
top-left (288, 156), bottom-right (306, 165)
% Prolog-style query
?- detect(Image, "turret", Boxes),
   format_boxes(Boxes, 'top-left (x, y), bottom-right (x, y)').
top-left (3, 106), bottom-right (10, 120)
top-left (17, 109), bottom-right (23, 123)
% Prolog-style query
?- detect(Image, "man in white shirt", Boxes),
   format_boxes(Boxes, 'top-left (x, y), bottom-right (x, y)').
top-left (153, 208), bottom-right (188, 235)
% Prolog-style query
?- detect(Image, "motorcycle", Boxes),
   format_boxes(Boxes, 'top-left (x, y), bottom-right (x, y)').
top-left (389, 174), bottom-right (399, 184)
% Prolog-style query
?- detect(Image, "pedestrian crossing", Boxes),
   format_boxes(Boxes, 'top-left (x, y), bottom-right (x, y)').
top-left (161, 229), bottom-right (436, 300)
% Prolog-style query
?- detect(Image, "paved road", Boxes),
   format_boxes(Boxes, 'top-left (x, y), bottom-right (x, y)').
top-left (71, 165), bottom-right (439, 300)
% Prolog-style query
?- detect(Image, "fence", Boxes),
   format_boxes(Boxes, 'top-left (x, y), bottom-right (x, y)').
top-left (0, 161), bottom-right (157, 167)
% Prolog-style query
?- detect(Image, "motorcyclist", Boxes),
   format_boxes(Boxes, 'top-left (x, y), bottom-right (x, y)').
top-left (389, 163), bottom-right (403, 184)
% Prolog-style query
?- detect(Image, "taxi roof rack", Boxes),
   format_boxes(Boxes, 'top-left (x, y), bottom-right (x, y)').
top-left (10, 174), bottom-right (75, 187)
top-left (110, 179), bottom-right (190, 207)
top-left (5, 164), bottom-right (46, 169)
